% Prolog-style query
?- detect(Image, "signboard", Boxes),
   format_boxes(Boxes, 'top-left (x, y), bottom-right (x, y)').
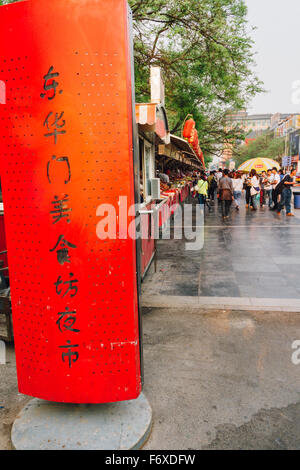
top-left (282, 156), bottom-right (292, 167)
top-left (0, 0), bottom-right (142, 403)
top-left (150, 66), bottom-right (165, 107)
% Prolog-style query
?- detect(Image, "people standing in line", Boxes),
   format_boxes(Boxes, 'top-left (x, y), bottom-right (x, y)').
top-left (270, 167), bottom-right (280, 210)
top-left (277, 169), bottom-right (300, 216)
top-left (207, 171), bottom-right (218, 202)
top-left (249, 169), bottom-right (260, 211)
top-left (218, 169), bottom-right (234, 219)
top-left (232, 172), bottom-right (243, 211)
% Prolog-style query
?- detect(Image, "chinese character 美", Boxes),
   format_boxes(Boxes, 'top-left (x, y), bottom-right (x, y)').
top-left (50, 195), bottom-right (71, 224)
top-left (47, 156), bottom-right (71, 185)
top-left (56, 307), bottom-right (80, 333)
top-left (44, 111), bottom-right (66, 144)
top-left (55, 273), bottom-right (78, 298)
top-left (40, 66), bottom-right (63, 100)
top-left (50, 235), bottom-right (77, 265)
top-left (59, 340), bottom-right (79, 368)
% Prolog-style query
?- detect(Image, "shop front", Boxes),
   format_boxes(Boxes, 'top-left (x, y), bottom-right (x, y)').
top-left (136, 98), bottom-right (205, 279)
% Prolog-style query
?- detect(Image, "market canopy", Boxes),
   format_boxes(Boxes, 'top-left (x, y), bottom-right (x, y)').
top-left (136, 103), bottom-right (170, 144)
top-left (238, 157), bottom-right (280, 173)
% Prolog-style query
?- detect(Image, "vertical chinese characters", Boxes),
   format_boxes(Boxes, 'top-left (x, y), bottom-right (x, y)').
top-left (41, 66), bottom-right (80, 368)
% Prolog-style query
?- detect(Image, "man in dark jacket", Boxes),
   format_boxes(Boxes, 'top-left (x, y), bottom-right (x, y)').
top-left (277, 169), bottom-right (300, 216)
top-left (218, 169), bottom-right (234, 218)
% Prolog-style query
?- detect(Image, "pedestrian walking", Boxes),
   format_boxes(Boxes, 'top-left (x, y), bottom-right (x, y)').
top-left (277, 169), bottom-right (300, 216)
top-left (216, 168), bottom-right (223, 184)
top-left (264, 169), bottom-right (273, 208)
top-left (279, 169), bottom-right (285, 182)
top-left (232, 173), bottom-right (243, 211)
top-left (218, 169), bottom-right (234, 218)
top-left (270, 167), bottom-right (280, 210)
top-left (207, 171), bottom-right (218, 202)
top-left (197, 173), bottom-right (208, 207)
top-left (249, 169), bottom-right (260, 211)
top-left (259, 171), bottom-right (267, 207)
top-left (244, 173), bottom-right (251, 208)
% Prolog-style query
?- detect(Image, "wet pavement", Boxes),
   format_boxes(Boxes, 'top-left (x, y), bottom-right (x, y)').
top-left (4, 307), bottom-right (300, 450)
top-left (142, 196), bottom-right (300, 300)
top-left (2, 198), bottom-right (300, 450)
top-left (142, 307), bottom-right (300, 450)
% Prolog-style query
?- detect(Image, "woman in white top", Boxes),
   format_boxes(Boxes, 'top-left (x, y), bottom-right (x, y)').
top-left (250, 169), bottom-right (260, 211)
top-left (232, 173), bottom-right (244, 210)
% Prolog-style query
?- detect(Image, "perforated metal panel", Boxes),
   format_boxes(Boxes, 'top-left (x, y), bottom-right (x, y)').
top-left (0, 0), bottom-right (142, 403)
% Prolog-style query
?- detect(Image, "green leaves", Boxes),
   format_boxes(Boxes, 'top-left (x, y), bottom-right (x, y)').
top-left (235, 133), bottom-right (285, 168)
top-left (0, 0), bottom-right (20, 5)
top-left (129, 0), bottom-right (264, 163)
top-left (0, 0), bottom-right (263, 166)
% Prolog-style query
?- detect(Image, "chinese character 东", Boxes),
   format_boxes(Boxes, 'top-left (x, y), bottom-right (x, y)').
top-left (40, 66), bottom-right (63, 100)
top-left (50, 235), bottom-right (77, 265)
top-left (54, 273), bottom-right (78, 298)
top-left (44, 111), bottom-right (66, 144)
top-left (47, 156), bottom-right (71, 185)
top-left (59, 340), bottom-right (79, 368)
top-left (50, 195), bottom-right (71, 224)
top-left (56, 307), bottom-right (80, 333)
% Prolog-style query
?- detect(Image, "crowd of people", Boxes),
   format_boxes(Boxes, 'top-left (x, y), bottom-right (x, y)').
top-left (193, 167), bottom-right (300, 219)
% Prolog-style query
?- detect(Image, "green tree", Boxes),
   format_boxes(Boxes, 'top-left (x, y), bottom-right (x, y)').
top-left (234, 132), bottom-right (285, 168)
top-left (1, 0), bottom-right (264, 165)
top-left (129, 0), bottom-right (264, 164)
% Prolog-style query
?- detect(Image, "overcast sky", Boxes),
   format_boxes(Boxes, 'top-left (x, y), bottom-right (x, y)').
top-left (245, 0), bottom-right (300, 115)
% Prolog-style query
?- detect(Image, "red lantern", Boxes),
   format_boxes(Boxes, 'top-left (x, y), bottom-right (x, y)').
top-left (183, 119), bottom-right (195, 140)
top-left (192, 132), bottom-right (199, 151)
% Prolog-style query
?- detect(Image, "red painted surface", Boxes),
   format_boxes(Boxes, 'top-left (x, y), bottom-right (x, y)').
top-left (140, 202), bottom-right (155, 276)
top-left (0, 215), bottom-right (8, 268)
top-left (183, 119), bottom-right (195, 140)
top-left (0, 0), bottom-right (141, 403)
top-left (180, 184), bottom-right (191, 202)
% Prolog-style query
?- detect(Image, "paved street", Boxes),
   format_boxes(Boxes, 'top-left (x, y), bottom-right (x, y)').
top-left (142, 199), bottom-right (300, 301)
top-left (2, 198), bottom-right (300, 450)
top-left (2, 306), bottom-right (300, 450)
top-left (142, 307), bottom-right (300, 450)
top-left (138, 199), bottom-right (300, 449)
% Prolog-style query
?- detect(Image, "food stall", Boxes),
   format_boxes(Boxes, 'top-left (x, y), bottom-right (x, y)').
top-left (136, 88), bottom-right (205, 279)
top-left (136, 100), bottom-right (170, 278)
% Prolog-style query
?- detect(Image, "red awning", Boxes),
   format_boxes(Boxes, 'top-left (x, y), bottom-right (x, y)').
top-left (136, 103), bottom-right (170, 144)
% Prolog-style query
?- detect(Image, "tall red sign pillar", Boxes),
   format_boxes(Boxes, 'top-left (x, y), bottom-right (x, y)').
top-left (0, 0), bottom-right (143, 404)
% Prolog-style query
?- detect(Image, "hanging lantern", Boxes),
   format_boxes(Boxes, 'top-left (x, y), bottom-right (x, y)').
top-left (192, 132), bottom-right (199, 151)
top-left (183, 119), bottom-right (195, 140)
